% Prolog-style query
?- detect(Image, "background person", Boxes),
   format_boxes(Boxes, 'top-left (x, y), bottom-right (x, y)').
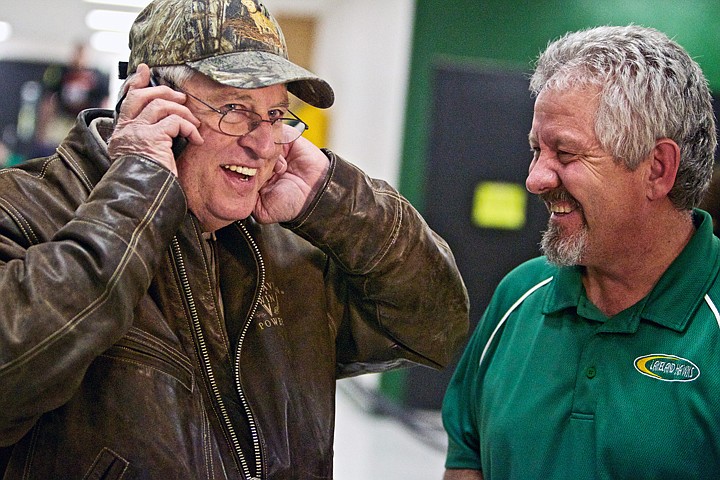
top-left (441, 25), bottom-right (718, 480)
top-left (34, 42), bottom-right (110, 156)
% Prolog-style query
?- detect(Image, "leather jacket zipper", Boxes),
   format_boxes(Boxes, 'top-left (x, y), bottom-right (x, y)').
top-left (171, 234), bottom-right (264, 479)
top-left (236, 222), bottom-right (267, 479)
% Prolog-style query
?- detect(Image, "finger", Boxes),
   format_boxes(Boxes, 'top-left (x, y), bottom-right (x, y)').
top-left (273, 155), bottom-right (288, 175)
top-left (171, 115), bottom-right (205, 146)
top-left (132, 97), bottom-right (202, 129)
top-left (117, 112), bottom-right (204, 152)
top-left (128, 63), bottom-right (151, 91)
top-left (119, 85), bottom-right (190, 122)
top-left (115, 64), bottom-right (151, 114)
top-left (281, 137), bottom-right (294, 157)
top-left (147, 116), bottom-right (204, 160)
top-left (117, 63), bottom-right (192, 122)
top-left (259, 156), bottom-right (285, 191)
top-left (109, 109), bottom-right (203, 168)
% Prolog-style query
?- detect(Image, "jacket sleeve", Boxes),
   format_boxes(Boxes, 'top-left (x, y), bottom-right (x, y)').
top-left (285, 150), bottom-right (469, 377)
top-left (0, 156), bottom-right (187, 445)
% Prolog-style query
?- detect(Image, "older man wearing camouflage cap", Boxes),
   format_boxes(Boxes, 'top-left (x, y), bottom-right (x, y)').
top-left (0, 0), bottom-right (469, 478)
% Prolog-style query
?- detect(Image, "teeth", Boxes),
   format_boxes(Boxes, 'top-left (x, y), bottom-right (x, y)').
top-left (223, 165), bottom-right (257, 176)
top-left (550, 203), bottom-right (573, 214)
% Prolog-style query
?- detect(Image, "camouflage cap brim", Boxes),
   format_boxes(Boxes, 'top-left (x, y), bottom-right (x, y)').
top-left (187, 51), bottom-right (334, 109)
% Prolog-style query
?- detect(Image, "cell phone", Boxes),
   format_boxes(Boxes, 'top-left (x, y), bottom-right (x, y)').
top-left (150, 74), bottom-right (188, 159)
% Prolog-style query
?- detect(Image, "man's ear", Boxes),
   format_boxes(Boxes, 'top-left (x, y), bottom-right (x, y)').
top-left (647, 138), bottom-right (680, 200)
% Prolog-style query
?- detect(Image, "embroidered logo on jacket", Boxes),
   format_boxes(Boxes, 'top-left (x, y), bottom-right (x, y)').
top-left (257, 281), bottom-right (284, 330)
top-left (634, 354), bottom-right (700, 382)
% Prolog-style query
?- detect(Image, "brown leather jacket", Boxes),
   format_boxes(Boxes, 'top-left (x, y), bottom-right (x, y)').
top-left (0, 110), bottom-right (469, 479)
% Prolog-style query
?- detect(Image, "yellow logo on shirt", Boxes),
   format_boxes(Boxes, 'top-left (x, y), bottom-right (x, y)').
top-left (634, 354), bottom-right (700, 382)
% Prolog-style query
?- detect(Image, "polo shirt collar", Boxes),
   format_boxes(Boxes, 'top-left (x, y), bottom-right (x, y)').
top-left (543, 209), bottom-right (720, 332)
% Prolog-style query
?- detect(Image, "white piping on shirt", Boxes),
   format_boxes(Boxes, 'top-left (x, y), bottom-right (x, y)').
top-left (479, 276), bottom-right (554, 368)
top-left (704, 294), bottom-right (720, 330)
top-left (478, 283), bottom-right (720, 370)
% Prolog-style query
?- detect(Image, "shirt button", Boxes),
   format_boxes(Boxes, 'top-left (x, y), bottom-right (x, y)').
top-left (586, 367), bottom-right (597, 379)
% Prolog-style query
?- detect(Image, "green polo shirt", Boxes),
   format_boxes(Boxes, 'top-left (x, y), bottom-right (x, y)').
top-left (443, 209), bottom-right (720, 479)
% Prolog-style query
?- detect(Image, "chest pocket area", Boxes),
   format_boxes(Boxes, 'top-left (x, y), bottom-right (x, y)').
top-left (101, 327), bottom-right (194, 392)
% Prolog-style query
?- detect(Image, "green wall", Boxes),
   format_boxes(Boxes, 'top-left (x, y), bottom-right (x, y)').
top-left (399, 0), bottom-right (720, 209)
top-left (383, 0), bottom-right (720, 403)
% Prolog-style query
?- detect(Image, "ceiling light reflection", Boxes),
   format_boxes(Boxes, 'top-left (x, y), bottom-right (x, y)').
top-left (90, 30), bottom-right (130, 54)
top-left (0, 21), bottom-right (12, 42)
top-left (85, 9), bottom-right (138, 32)
top-left (83, 0), bottom-right (150, 8)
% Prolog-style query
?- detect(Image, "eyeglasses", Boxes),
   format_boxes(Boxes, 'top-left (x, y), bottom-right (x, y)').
top-left (162, 78), bottom-right (309, 144)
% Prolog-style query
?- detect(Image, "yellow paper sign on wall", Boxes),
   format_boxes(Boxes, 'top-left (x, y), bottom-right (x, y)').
top-left (472, 181), bottom-right (527, 230)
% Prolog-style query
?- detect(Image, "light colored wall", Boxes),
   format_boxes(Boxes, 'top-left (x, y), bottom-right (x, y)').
top-left (264, 0), bottom-right (415, 186)
top-left (310, 1), bottom-right (415, 187)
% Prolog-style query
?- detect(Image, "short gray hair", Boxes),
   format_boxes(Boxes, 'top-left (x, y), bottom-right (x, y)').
top-left (530, 25), bottom-right (716, 210)
top-left (150, 65), bottom-right (196, 88)
top-left (116, 65), bottom-right (196, 104)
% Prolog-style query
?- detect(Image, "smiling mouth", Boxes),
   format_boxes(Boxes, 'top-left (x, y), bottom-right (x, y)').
top-left (549, 202), bottom-right (576, 214)
top-left (542, 189), bottom-right (580, 216)
top-left (222, 164), bottom-right (257, 181)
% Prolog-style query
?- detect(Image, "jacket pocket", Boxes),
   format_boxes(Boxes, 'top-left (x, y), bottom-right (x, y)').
top-left (82, 447), bottom-right (129, 480)
top-left (100, 327), bottom-right (194, 391)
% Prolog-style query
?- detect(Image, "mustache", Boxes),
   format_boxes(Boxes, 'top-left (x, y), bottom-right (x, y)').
top-left (540, 189), bottom-right (580, 208)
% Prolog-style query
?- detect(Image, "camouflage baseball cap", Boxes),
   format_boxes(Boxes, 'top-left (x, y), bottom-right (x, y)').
top-left (124, 0), bottom-right (334, 108)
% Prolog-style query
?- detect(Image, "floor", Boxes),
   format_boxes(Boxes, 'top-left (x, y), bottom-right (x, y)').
top-left (333, 376), bottom-right (447, 480)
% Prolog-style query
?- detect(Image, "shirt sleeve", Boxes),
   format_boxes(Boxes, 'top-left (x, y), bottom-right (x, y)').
top-left (441, 259), bottom-right (554, 471)
top-left (441, 310), bottom-right (488, 470)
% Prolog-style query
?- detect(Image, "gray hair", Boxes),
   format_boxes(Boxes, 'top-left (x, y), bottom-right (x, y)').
top-left (530, 25), bottom-right (716, 210)
top-left (150, 65), bottom-right (196, 88)
top-left (116, 65), bottom-right (196, 104)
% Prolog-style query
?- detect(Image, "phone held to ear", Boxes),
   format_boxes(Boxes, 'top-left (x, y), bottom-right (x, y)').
top-left (170, 132), bottom-right (189, 159)
top-left (114, 73), bottom-right (188, 159)
top-left (149, 74), bottom-right (189, 158)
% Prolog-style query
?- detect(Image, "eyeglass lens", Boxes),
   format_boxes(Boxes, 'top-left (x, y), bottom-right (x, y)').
top-left (220, 110), bottom-right (307, 144)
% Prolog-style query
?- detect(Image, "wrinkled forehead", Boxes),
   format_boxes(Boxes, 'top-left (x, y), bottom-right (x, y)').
top-left (529, 86), bottom-right (601, 143)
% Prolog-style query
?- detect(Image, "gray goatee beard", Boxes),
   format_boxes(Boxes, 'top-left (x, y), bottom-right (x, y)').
top-left (540, 220), bottom-right (588, 267)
